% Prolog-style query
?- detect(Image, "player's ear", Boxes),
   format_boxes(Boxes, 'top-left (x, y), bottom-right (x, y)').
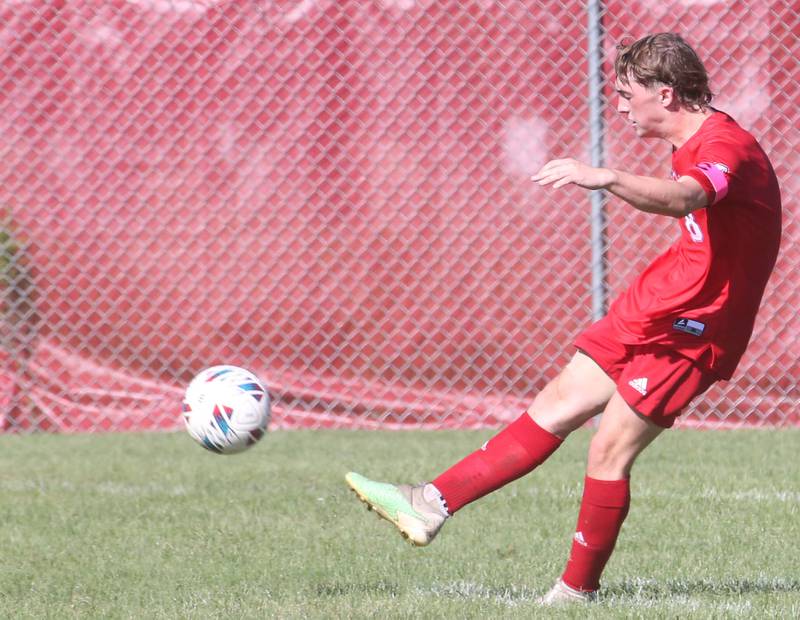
top-left (659, 85), bottom-right (675, 108)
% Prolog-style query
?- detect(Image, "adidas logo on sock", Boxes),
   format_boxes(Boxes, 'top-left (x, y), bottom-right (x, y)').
top-left (573, 531), bottom-right (588, 547)
top-left (628, 377), bottom-right (648, 396)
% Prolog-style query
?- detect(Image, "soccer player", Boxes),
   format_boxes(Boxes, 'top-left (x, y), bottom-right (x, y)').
top-left (345, 32), bottom-right (782, 604)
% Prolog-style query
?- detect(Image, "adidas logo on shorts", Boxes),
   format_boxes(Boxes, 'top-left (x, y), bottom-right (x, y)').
top-left (628, 377), bottom-right (648, 396)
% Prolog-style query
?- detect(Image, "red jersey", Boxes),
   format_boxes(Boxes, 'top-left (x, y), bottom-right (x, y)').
top-left (608, 111), bottom-right (782, 379)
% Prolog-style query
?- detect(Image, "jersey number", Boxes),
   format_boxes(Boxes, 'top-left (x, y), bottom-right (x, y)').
top-left (684, 213), bottom-right (704, 242)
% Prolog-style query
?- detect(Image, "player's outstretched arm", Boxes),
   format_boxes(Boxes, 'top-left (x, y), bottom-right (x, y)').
top-left (532, 158), bottom-right (708, 218)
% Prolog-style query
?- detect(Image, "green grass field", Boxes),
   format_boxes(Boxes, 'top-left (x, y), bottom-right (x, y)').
top-left (0, 428), bottom-right (798, 619)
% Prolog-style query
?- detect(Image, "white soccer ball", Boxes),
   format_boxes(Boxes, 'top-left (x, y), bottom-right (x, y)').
top-left (182, 365), bottom-right (270, 454)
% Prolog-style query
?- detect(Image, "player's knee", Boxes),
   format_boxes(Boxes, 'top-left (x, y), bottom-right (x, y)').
top-left (526, 373), bottom-right (597, 436)
top-left (586, 434), bottom-right (635, 479)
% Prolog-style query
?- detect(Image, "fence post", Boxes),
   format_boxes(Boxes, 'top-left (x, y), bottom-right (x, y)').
top-left (587, 0), bottom-right (608, 321)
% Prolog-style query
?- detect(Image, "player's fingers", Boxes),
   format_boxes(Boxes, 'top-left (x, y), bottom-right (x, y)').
top-left (532, 168), bottom-right (562, 184)
top-left (531, 158), bottom-right (568, 181)
top-left (532, 171), bottom-right (563, 186)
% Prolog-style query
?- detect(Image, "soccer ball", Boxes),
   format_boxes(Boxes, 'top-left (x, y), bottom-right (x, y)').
top-left (182, 365), bottom-right (270, 454)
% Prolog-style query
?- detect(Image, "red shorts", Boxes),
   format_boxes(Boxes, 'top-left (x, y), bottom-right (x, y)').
top-left (574, 317), bottom-right (720, 428)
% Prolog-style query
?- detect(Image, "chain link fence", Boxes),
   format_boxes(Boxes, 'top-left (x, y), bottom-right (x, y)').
top-left (0, 1), bottom-right (797, 432)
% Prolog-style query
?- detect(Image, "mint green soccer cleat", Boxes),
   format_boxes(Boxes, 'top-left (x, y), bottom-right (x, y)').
top-left (345, 472), bottom-right (448, 546)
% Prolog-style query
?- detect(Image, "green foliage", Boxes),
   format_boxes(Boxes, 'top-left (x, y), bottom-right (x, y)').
top-left (0, 227), bottom-right (23, 294)
top-left (0, 224), bottom-right (39, 347)
top-left (0, 428), bottom-right (797, 618)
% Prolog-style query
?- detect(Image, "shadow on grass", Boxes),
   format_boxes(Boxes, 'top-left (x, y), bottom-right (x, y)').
top-left (314, 576), bottom-right (800, 602)
top-left (606, 576), bottom-right (800, 598)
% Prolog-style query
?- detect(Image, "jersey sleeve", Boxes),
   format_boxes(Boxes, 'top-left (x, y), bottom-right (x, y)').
top-left (681, 138), bottom-right (743, 206)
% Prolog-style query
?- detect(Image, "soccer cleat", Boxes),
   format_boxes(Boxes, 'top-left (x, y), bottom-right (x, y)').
top-left (345, 472), bottom-right (448, 546)
top-left (537, 579), bottom-right (597, 605)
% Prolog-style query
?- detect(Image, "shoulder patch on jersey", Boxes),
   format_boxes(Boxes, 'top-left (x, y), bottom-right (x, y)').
top-left (673, 317), bottom-right (706, 337)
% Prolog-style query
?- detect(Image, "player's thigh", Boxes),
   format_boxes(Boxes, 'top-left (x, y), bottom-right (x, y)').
top-left (526, 351), bottom-right (616, 437)
top-left (587, 391), bottom-right (664, 480)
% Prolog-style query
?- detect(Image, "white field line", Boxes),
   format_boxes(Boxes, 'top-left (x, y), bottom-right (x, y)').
top-left (417, 580), bottom-right (774, 613)
top-left (609, 594), bottom-right (754, 615)
top-left (415, 581), bottom-right (538, 606)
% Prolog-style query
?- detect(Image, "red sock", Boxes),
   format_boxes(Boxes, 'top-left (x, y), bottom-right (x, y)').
top-left (432, 413), bottom-right (562, 514)
top-left (561, 476), bottom-right (630, 592)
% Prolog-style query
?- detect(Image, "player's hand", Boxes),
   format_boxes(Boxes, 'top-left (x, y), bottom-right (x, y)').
top-left (531, 158), bottom-right (615, 190)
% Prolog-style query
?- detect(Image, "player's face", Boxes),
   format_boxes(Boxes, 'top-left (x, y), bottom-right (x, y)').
top-left (615, 76), bottom-right (666, 138)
